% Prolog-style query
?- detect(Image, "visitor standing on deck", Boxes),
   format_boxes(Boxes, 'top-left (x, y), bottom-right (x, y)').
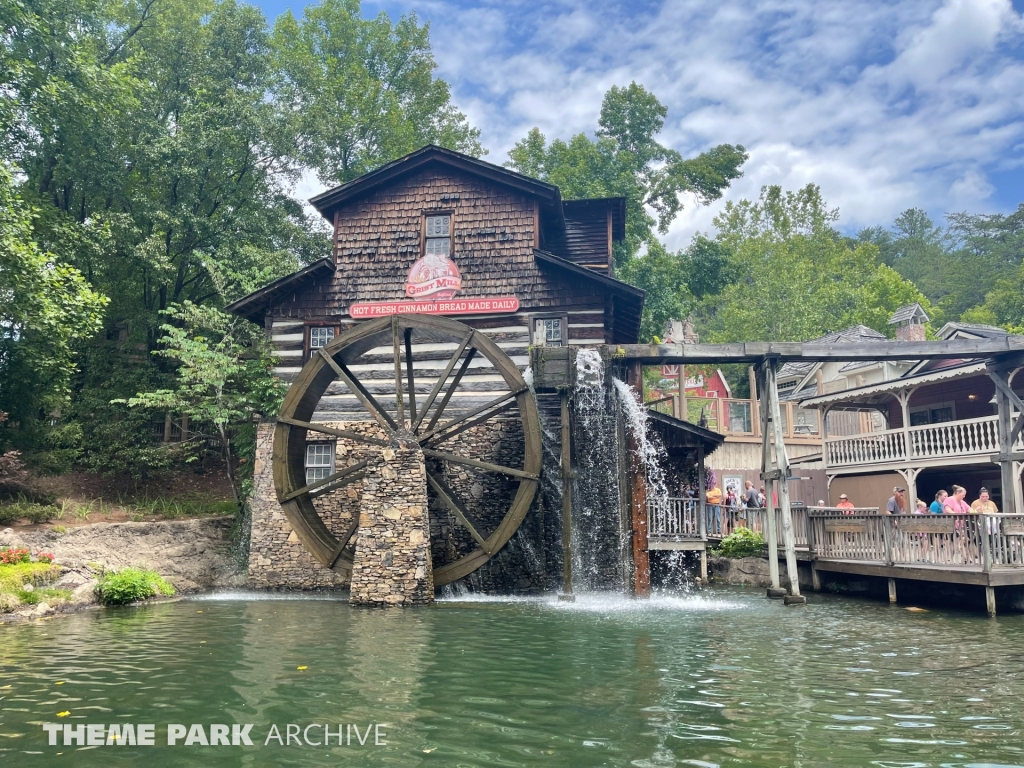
top-left (836, 494), bottom-right (855, 512)
top-left (886, 487), bottom-right (907, 514)
top-left (944, 485), bottom-right (970, 514)
top-left (971, 487), bottom-right (998, 515)
top-left (706, 483), bottom-right (723, 537)
top-left (743, 481), bottom-right (760, 509)
top-left (930, 490), bottom-right (948, 513)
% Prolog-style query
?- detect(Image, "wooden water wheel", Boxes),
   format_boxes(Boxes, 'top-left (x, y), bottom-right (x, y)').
top-left (273, 314), bottom-right (541, 586)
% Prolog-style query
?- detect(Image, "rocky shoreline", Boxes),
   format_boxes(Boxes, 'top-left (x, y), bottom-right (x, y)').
top-left (0, 516), bottom-right (245, 622)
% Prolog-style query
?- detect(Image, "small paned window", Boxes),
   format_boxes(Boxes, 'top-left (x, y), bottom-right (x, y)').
top-left (425, 215), bottom-right (450, 257)
top-left (309, 326), bottom-right (334, 358)
top-left (534, 318), bottom-right (564, 347)
top-left (305, 443), bottom-right (335, 484)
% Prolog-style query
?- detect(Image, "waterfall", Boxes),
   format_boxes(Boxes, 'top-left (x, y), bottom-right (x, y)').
top-left (611, 377), bottom-right (668, 505)
top-left (569, 350), bottom-right (626, 591)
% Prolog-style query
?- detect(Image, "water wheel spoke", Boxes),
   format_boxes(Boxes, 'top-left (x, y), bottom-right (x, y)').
top-left (419, 387), bottom-right (527, 444)
top-left (392, 317), bottom-right (405, 429)
top-left (283, 459), bottom-right (369, 501)
top-left (426, 469), bottom-right (491, 554)
top-left (404, 327), bottom-right (417, 427)
top-left (411, 332), bottom-right (474, 433)
top-left (328, 515), bottom-right (360, 568)
top-left (423, 399), bottom-right (517, 446)
top-left (318, 349), bottom-right (397, 433)
top-left (277, 417), bottom-right (389, 447)
top-left (422, 347), bottom-right (478, 434)
top-left (422, 448), bottom-right (537, 480)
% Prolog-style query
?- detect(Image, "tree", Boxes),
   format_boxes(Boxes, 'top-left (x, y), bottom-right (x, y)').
top-left (507, 82), bottom-right (747, 266)
top-left (272, 0), bottom-right (483, 185)
top-left (121, 302), bottom-right (286, 507)
top-left (703, 185), bottom-right (929, 342)
top-left (0, 164), bottom-right (107, 448)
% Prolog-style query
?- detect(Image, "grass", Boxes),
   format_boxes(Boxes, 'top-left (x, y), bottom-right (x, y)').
top-left (0, 493), bottom-right (234, 526)
top-left (0, 561), bottom-right (63, 613)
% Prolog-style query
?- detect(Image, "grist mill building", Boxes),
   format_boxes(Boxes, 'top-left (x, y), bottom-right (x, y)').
top-left (227, 145), bottom-right (718, 603)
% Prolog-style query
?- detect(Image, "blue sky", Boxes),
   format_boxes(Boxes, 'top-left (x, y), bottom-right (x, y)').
top-left (257, 0), bottom-right (1024, 249)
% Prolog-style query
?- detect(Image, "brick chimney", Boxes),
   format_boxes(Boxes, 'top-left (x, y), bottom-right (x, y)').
top-left (888, 303), bottom-right (929, 342)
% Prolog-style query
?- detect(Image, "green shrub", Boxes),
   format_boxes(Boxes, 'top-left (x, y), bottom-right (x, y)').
top-left (716, 527), bottom-right (766, 559)
top-left (0, 501), bottom-right (58, 525)
top-left (95, 568), bottom-right (175, 605)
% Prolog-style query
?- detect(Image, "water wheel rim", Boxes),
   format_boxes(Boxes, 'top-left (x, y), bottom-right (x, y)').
top-left (272, 314), bottom-right (541, 587)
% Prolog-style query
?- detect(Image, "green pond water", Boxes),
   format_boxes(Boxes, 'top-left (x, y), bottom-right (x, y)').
top-left (1, 587), bottom-right (1023, 767)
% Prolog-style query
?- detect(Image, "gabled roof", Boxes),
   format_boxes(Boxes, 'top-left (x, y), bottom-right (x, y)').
top-left (937, 321), bottom-right (1010, 340)
top-left (889, 302), bottom-right (929, 325)
top-left (779, 326), bottom-right (887, 379)
top-left (309, 145), bottom-right (564, 225)
top-left (224, 258), bottom-right (335, 324)
top-left (646, 409), bottom-right (724, 455)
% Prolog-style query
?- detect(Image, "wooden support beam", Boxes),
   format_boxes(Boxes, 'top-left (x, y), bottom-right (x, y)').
top-left (986, 586), bottom-right (997, 617)
top-left (282, 460), bottom-right (369, 501)
top-left (766, 358), bottom-right (802, 598)
top-left (608, 337), bottom-right (1024, 365)
top-left (426, 470), bottom-right (491, 554)
top-left (627, 361), bottom-right (650, 598)
top-left (759, 363), bottom-right (781, 591)
top-left (411, 332), bottom-right (474, 433)
top-left (561, 390), bottom-right (573, 596)
top-left (888, 578), bottom-right (897, 604)
top-left (421, 448), bottom-right (538, 480)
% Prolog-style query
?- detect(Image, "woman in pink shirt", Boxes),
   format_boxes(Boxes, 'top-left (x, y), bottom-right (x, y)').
top-left (944, 485), bottom-right (970, 514)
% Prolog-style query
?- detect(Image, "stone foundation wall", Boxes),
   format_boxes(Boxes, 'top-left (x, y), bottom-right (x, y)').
top-left (350, 445), bottom-right (433, 605)
top-left (248, 421), bottom-right (382, 590)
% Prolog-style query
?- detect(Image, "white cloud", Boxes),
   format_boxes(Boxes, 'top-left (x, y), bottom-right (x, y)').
top-left (374, 0), bottom-right (1024, 242)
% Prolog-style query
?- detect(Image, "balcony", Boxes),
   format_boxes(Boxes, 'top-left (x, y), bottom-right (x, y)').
top-left (647, 396), bottom-right (822, 442)
top-left (824, 414), bottom-right (1022, 470)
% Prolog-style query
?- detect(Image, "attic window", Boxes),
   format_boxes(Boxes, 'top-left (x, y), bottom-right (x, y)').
top-left (425, 214), bottom-right (450, 257)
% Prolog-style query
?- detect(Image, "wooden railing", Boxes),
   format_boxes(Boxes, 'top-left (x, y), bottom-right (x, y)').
top-left (908, 415), bottom-right (999, 460)
top-left (826, 414), bottom-right (1024, 469)
top-left (825, 428), bottom-right (905, 467)
top-left (647, 498), bottom-right (704, 540)
top-left (705, 504), bottom-right (812, 549)
top-left (807, 510), bottom-right (1024, 570)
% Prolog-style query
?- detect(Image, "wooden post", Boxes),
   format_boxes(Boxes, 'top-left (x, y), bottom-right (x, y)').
top-left (888, 578), bottom-right (897, 604)
top-left (627, 362), bottom-right (651, 597)
top-left (749, 366), bottom-right (759, 438)
top-left (700, 548), bottom-right (708, 581)
top-left (985, 586), bottom-right (997, 617)
top-left (982, 516), bottom-right (993, 573)
top-left (560, 390), bottom-right (573, 598)
top-left (811, 565), bottom-right (821, 592)
top-left (680, 364), bottom-right (687, 423)
top-left (994, 369), bottom-right (1017, 516)
top-left (758, 363), bottom-right (781, 592)
top-left (766, 358), bottom-right (802, 600)
top-left (163, 412), bottom-right (172, 444)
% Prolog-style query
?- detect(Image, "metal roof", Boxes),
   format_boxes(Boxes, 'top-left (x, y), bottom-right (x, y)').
top-left (888, 303), bottom-right (929, 325)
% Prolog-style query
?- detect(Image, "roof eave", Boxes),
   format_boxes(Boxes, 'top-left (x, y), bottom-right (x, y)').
top-left (224, 258), bottom-right (336, 323)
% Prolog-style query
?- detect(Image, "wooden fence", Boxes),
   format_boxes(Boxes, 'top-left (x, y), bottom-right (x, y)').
top-left (807, 510), bottom-right (1024, 570)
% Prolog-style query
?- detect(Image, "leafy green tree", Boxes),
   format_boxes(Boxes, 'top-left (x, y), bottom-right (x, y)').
top-left (507, 82), bottom-right (747, 266)
top-left (703, 185), bottom-right (929, 342)
top-left (121, 302), bottom-right (286, 507)
top-left (0, 164), bottom-right (108, 448)
top-left (272, 0), bottom-right (483, 185)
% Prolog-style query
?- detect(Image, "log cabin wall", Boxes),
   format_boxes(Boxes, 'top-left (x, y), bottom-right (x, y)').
top-left (261, 165), bottom-right (629, 423)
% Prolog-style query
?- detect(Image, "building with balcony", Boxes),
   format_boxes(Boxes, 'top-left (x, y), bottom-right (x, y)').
top-left (799, 321), bottom-right (1024, 514)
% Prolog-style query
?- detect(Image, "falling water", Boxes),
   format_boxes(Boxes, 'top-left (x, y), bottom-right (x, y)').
top-left (569, 350), bottom-right (627, 591)
top-left (611, 377), bottom-right (668, 505)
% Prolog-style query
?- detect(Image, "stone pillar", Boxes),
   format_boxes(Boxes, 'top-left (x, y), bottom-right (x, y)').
top-left (349, 445), bottom-right (434, 606)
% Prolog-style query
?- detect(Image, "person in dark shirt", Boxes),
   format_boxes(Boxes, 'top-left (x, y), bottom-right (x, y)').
top-left (743, 480), bottom-right (760, 508)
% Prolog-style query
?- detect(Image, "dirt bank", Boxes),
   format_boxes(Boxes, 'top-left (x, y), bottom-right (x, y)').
top-left (1, 517), bottom-right (245, 622)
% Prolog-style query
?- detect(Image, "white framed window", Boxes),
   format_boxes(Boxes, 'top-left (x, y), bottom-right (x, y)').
top-left (909, 401), bottom-right (956, 426)
top-left (305, 443), bottom-right (335, 484)
top-left (425, 214), bottom-right (451, 257)
top-left (534, 317), bottom-right (565, 347)
top-left (309, 326), bottom-right (334, 359)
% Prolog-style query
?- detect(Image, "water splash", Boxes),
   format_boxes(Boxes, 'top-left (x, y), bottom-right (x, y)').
top-left (612, 377), bottom-right (668, 505)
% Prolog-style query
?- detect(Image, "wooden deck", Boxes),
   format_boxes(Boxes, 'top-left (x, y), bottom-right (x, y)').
top-left (647, 500), bottom-right (1024, 610)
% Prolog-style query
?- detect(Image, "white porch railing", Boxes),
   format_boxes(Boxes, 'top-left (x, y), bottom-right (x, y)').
top-left (647, 498), bottom-right (704, 539)
top-left (825, 414), bottom-right (1023, 469)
